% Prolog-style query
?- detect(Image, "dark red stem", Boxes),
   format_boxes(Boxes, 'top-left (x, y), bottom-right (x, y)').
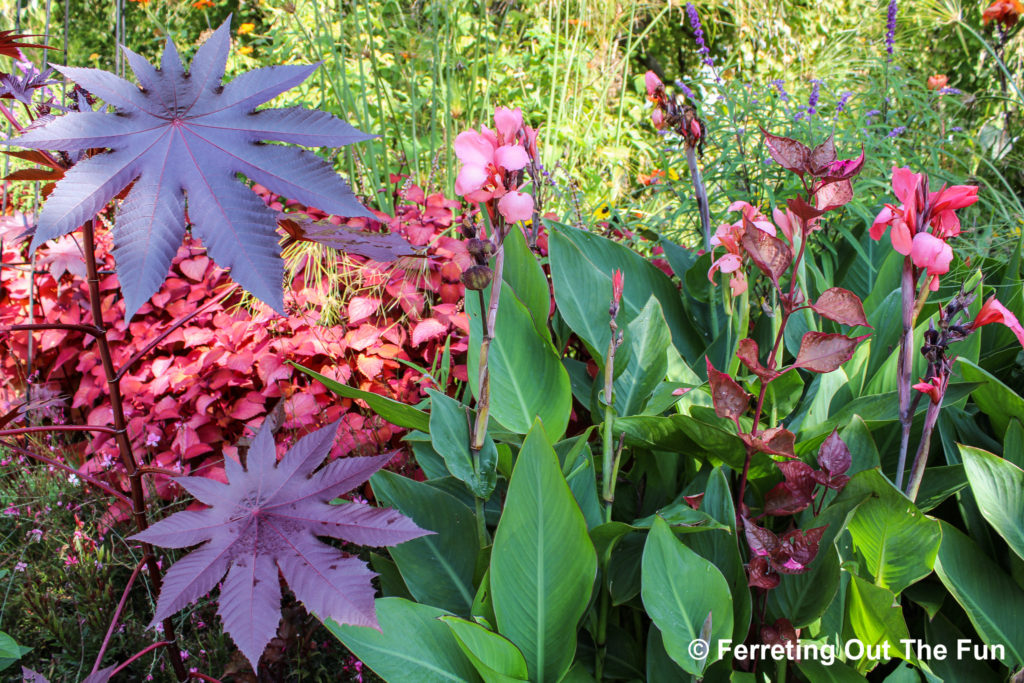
top-left (0, 424), bottom-right (118, 437)
top-left (0, 439), bottom-right (132, 505)
top-left (91, 557), bottom-right (148, 675)
top-left (2, 322), bottom-right (103, 337)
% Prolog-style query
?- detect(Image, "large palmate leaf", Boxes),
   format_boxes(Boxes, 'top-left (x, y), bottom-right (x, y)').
top-left (130, 420), bottom-right (428, 669)
top-left (9, 18), bottom-right (374, 318)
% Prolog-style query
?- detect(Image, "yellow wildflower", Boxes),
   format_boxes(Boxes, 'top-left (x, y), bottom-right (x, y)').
top-left (238, 45), bottom-right (254, 56)
top-left (238, 22), bottom-right (256, 34)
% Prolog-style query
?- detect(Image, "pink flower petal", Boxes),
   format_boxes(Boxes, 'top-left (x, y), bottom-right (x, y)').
top-left (493, 106), bottom-right (523, 144)
top-left (453, 131), bottom-right (494, 167)
top-left (645, 70), bottom-right (663, 96)
top-left (497, 191), bottom-right (534, 224)
top-left (494, 144), bottom-right (529, 172)
top-left (891, 166), bottom-right (925, 206)
top-left (910, 232), bottom-right (953, 275)
top-left (454, 163), bottom-right (489, 197)
top-left (870, 206), bottom-right (894, 240)
top-left (891, 219), bottom-right (913, 256)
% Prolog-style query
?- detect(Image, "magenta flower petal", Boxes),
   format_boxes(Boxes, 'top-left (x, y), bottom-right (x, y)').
top-left (891, 166), bottom-right (925, 206)
top-left (645, 70), bottom-right (663, 96)
top-left (870, 206), bottom-right (894, 240)
top-left (497, 190), bottom-right (534, 224)
top-left (972, 296), bottom-right (1024, 349)
top-left (891, 219), bottom-right (914, 255)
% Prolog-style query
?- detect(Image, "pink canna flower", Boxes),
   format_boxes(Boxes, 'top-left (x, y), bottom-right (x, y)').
top-left (971, 296), bottom-right (1024, 348)
top-left (493, 106), bottom-right (524, 145)
top-left (454, 104), bottom-right (536, 213)
top-left (910, 232), bottom-right (953, 291)
top-left (645, 71), bottom-right (663, 97)
top-left (708, 202), bottom-right (775, 295)
top-left (611, 269), bottom-right (624, 307)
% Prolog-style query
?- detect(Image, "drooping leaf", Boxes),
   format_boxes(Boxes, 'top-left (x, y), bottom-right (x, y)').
top-left (740, 217), bottom-right (792, 285)
top-left (9, 19), bottom-right (374, 318)
top-left (761, 128), bottom-right (810, 175)
top-left (706, 358), bottom-right (749, 427)
top-left (735, 338), bottom-right (779, 382)
top-left (812, 288), bottom-right (870, 328)
top-left (278, 216), bottom-right (414, 262)
top-left (959, 445), bottom-right (1024, 562)
top-left (129, 419), bottom-right (429, 668)
top-left (793, 332), bottom-right (869, 373)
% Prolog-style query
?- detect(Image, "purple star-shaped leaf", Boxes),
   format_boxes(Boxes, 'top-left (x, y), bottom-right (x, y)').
top-left (130, 419), bottom-right (429, 669)
top-left (8, 18), bottom-right (375, 318)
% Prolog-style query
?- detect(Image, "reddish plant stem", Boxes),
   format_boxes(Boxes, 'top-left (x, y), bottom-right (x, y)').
top-left (114, 283), bottom-right (240, 382)
top-left (0, 424), bottom-right (118, 437)
top-left (905, 395), bottom-right (943, 501)
top-left (138, 465), bottom-right (183, 478)
top-left (80, 220), bottom-right (188, 681)
top-left (894, 258), bottom-right (916, 489)
top-left (2, 322), bottom-right (103, 337)
top-left (189, 674), bottom-right (225, 683)
top-left (91, 556), bottom-right (148, 675)
top-left (470, 222), bottom-right (507, 452)
top-left (0, 439), bottom-right (132, 505)
top-left (109, 640), bottom-right (176, 677)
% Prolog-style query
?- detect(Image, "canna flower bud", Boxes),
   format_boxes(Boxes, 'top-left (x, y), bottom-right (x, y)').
top-left (461, 265), bottom-right (493, 291)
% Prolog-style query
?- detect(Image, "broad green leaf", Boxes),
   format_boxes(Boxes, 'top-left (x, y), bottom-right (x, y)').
top-left (843, 469), bottom-right (940, 595)
top-left (846, 574), bottom-right (913, 663)
top-left (468, 283), bottom-right (571, 438)
top-left (632, 503), bottom-right (729, 532)
top-left (502, 224), bottom-right (550, 341)
top-left (934, 521), bottom-right (1024, 666)
top-left (327, 597), bottom-right (482, 682)
top-left (548, 222), bottom-right (705, 367)
top-left (840, 415), bottom-right (881, 476)
top-left (291, 362), bottom-right (429, 432)
top-left (1005, 418), bottom-right (1024, 469)
top-left (427, 389), bottom-right (498, 498)
top-left (914, 465), bottom-right (967, 513)
top-left (0, 631), bottom-right (30, 671)
top-left (641, 517), bottom-right (733, 675)
top-left (491, 420), bottom-right (597, 682)
top-left (440, 617), bottom-right (530, 683)
top-left (685, 467), bottom-right (751, 643)
top-left (646, 625), bottom-right (687, 682)
top-left (958, 358), bottom-right (1024, 435)
top-left (960, 445), bottom-right (1024, 562)
top-left (370, 471), bottom-right (478, 615)
top-left (614, 297), bottom-right (672, 416)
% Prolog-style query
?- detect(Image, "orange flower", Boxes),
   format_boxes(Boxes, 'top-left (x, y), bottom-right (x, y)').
top-left (192, 0), bottom-right (214, 8)
top-left (238, 45), bottom-right (254, 56)
top-left (983, 0), bottom-right (1023, 28)
top-left (238, 22), bottom-right (256, 34)
top-left (639, 168), bottom-right (665, 186)
top-left (927, 74), bottom-right (948, 90)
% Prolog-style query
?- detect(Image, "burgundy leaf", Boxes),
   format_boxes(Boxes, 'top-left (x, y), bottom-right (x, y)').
top-left (747, 556), bottom-right (780, 590)
top-left (743, 518), bottom-right (780, 557)
top-left (761, 618), bottom-right (800, 656)
top-left (279, 216), bottom-right (415, 262)
top-left (736, 338), bottom-right (780, 382)
top-left (740, 216), bottom-right (792, 286)
top-left (740, 426), bottom-right (796, 458)
top-left (793, 332), bottom-right (869, 373)
top-left (9, 19), bottom-right (375, 319)
top-left (22, 668), bottom-right (51, 683)
top-left (129, 419), bottom-right (430, 669)
top-left (786, 196), bottom-right (825, 223)
top-left (817, 428), bottom-right (852, 476)
top-left (776, 460), bottom-right (816, 493)
top-left (761, 128), bottom-right (810, 175)
top-left (811, 287), bottom-right (870, 327)
top-left (764, 481), bottom-right (813, 516)
top-left (706, 358), bottom-right (750, 426)
top-left (81, 666), bottom-right (117, 683)
top-left (814, 178), bottom-right (854, 212)
top-left (782, 525), bottom-right (827, 568)
top-left (808, 134), bottom-right (837, 175)
top-left (0, 30), bottom-right (54, 59)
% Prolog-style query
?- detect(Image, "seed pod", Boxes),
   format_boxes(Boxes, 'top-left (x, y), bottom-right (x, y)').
top-left (461, 265), bottom-right (493, 291)
top-left (466, 238), bottom-right (495, 264)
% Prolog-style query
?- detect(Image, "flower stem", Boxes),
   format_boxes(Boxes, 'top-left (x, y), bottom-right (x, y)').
top-left (894, 257), bottom-right (916, 489)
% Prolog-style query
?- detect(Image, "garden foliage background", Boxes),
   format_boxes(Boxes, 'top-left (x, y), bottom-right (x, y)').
top-left (0, 0), bottom-right (1023, 680)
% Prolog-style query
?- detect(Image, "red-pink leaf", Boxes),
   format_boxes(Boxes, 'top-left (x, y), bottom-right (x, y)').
top-left (736, 337), bottom-right (780, 382)
top-left (786, 196), bottom-right (825, 223)
top-left (823, 148), bottom-right (865, 181)
top-left (793, 332), bottom-right (869, 373)
top-left (812, 287), bottom-right (870, 327)
top-left (706, 358), bottom-right (750, 425)
top-left (744, 518), bottom-right (780, 556)
top-left (814, 179), bottom-right (853, 212)
top-left (808, 134), bottom-right (837, 174)
top-left (761, 128), bottom-right (810, 175)
top-left (411, 318), bottom-right (447, 346)
top-left (347, 296), bottom-right (380, 324)
top-left (764, 482), bottom-right (813, 516)
top-left (129, 420), bottom-right (429, 670)
top-left (740, 217), bottom-right (793, 286)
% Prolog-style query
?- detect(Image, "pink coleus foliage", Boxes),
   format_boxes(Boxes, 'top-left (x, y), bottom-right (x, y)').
top-left (0, 179), bottom-right (470, 525)
top-left (453, 105), bottom-right (538, 224)
top-left (129, 418), bottom-right (429, 669)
